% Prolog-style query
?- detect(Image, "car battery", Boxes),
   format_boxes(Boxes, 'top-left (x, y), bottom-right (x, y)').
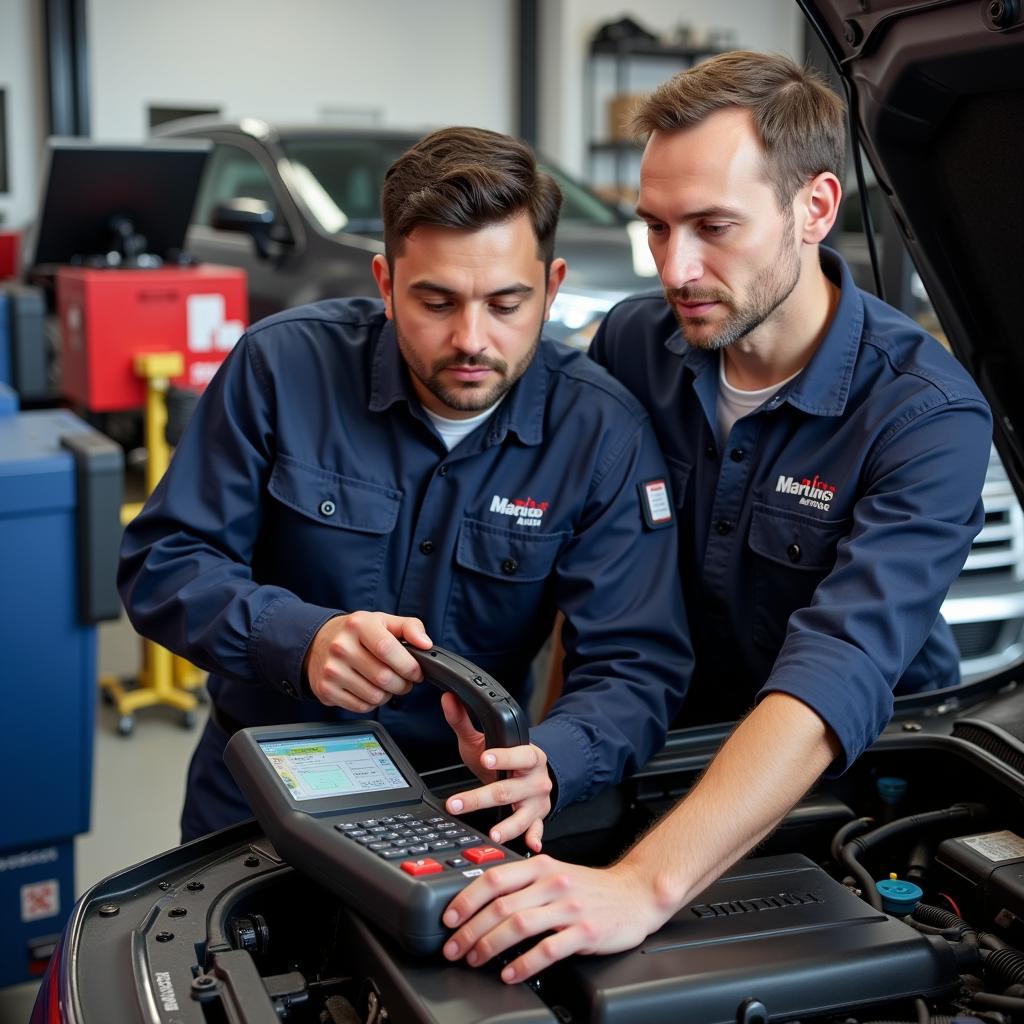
top-left (0, 230), bottom-right (19, 280)
top-left (57, 265), bottom-right (248, 412)
top-left (936, 830), bottom-right (1024, 928)
top-left (0, 391), bottom-right (123, 987)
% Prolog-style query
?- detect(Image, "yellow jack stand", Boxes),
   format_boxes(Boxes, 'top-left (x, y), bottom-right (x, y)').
top-left (99, 352), bottom-right (203, 736)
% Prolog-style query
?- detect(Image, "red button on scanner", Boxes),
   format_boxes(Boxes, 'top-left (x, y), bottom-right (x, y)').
top-left (401, 857), bottom-right (443, 876)
top-left (463, 846), bottom-right (505, 865)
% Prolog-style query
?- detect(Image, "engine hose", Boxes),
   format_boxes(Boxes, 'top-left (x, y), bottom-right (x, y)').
top-left (841, 804), bottom-right (988, 911)
top-left (840, 841), bottom-right (883, 909)
top-left (971, 990), bottom-right (1024, 1014)
top-left (854, 804), bottom-right (988, 855)
top-left (906, 842), bottom-right (932, 885)
top-left (913, 904), bottom-right (978, 941)
top-left (831, 816), bottom-right (875, 862)
top-left (986, 947), bottom-right (1024, 990)
top-left (910, 905), bottom-right (1010, 962)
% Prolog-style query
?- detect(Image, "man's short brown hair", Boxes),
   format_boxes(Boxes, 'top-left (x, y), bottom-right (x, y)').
top-left (629, 51), bottom-right (847, 207)
top-left (382, 126), bottom-right (562, 268)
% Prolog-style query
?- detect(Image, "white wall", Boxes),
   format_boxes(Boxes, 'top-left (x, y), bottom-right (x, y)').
top-left (0, 0), bottom-right (47, 229)
top-left (0, 1), bottom-right (806, 228)
top-left (539, 0), bottom-right (805, 178)
top-left (87, 0), bottom-right (515, 140)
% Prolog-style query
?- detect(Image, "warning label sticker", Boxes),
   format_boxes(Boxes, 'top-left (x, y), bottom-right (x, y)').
top-left (21, 879), bottom-right (60, 922)
top-left (962, 830), bottom-right (1024, 863)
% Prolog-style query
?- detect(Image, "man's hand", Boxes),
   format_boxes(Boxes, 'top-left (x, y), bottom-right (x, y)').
top-left (305, 612), bottom-right (431, 712)
top-left (443, 694), bottom-right (842, 983)
top-left (442, 856), bottom-right (672, 982)
top-left (441, 692), bottom-right (552, 852)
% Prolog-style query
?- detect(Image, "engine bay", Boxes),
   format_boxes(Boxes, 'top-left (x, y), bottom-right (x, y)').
top-left (63, 686), bottom-right (1024, 1024)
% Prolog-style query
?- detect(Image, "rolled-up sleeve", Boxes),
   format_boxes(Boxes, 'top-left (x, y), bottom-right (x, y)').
top-left (759, 396), bottom-right (992, 771)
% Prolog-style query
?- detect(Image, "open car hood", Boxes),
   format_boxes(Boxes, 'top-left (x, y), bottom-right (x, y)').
top-left (800, 0), bottom-right (1024, 500)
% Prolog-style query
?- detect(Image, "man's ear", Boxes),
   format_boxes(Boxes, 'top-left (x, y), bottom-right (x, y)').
top-left (543, 258), bottom-right (567, 320)
top-left (371, 254), bottom-right (394, 318)
top-left (799, 172), bottom-right (842, 244)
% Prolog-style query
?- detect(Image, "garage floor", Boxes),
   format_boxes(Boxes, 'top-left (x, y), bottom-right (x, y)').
top-left (0, 610), bottom-right (207, 1023)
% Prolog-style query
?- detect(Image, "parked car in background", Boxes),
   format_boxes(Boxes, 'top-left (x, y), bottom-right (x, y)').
top-left (155, 119), bottom-right (658, 346)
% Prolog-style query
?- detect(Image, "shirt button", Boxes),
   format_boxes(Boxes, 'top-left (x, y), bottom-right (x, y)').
top-left (704, 445), bottom-right (717, 460)
top-left (730, 449), bottom-right (745, 462)
top-left (715, 520), bottom-right (732, 536)
top-left (787, 543), bottom-right (802, 562)
top-left (501, 558), bottom-right (518, 575)
top-left (438, 464), bottom-right (449, 477)
top-left (419, 540), bottom-right (435, 555)
top-left (319, 499), bottom-right (336, 516)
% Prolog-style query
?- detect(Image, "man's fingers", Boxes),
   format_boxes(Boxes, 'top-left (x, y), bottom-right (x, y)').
top-left (441, 692), bottom-right (481, 742)
top-left (339, 645), bottom-right (416, 696)
top-left (447, 776), bottom-right (539, 814)
top-left (445, 860), bottom-right (572, 960)
top-left (487, 804), bottom-right (545, 845)
top-left (525, 818), bottom-right (544, 853)
top-left (381, 614), bottom-right (432, 649)
top-left (481, 744), bottom-right (543, 773)
top-left (500, 927), bottom-right (590, 983)
top-left (352, 614), bottom-right (427, 681)
top-left (321, 660), bottom-right (402, 705)
top-left (460, 903), bottom-right (571, 968)
top-left (444, 857), bottom-right (551, 929)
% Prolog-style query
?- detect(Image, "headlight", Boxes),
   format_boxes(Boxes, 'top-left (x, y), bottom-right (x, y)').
top-left (547, 290), bottom-right (629, 350)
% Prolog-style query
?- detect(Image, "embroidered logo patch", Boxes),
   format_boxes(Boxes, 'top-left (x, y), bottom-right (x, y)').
top-left (489, 494), bottom-right (549, 529)
top-left (639, 478), bottom-right (674, 529)
top-left (775, 473), bottom-right (837, 512)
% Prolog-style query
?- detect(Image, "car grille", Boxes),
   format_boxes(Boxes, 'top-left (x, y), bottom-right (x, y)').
top-left (950, 621), bottom-right (1004, 659)
top-left (961, 451), bottom-right (1024, 579)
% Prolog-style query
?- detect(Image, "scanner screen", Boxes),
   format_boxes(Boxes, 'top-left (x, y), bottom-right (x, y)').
top-left (258, 734), bottom-right (411, 801)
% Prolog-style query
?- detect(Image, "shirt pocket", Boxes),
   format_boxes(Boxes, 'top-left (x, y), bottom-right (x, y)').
top-left (444, 518), bottom-right (570, 659)
top-left (266, 454), bottom-right (402, 609)
top-left (747, 502), bottom-right (850, 650)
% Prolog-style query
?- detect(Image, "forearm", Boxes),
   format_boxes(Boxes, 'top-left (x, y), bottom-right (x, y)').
top-left (618, 692), bottom-right (841, 911)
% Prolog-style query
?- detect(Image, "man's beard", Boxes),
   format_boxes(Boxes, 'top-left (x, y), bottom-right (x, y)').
top-left (393, 309), bottom-right (542, 414)
top-left (666, 221), bottom-right (801, 352)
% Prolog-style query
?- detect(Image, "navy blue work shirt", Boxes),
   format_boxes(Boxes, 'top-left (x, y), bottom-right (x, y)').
top-left (119, 297), bottom-right (691, 821)
top-left (590, 248), bottom-right (992, 772)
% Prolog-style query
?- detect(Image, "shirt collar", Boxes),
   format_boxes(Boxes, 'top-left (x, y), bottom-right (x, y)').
top-left (663, 246), bottom-right (864, 418)
top-left (368, 319), bottom-right (546, 446)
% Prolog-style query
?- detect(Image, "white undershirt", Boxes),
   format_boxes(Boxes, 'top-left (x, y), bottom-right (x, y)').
top-left (424, 399), bottom-right (504, 451)
top-left (716, 355), bottom-right (800, 446)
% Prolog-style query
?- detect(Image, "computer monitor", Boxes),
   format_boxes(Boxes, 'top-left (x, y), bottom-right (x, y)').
top-left (28, 138), bottom-right (211, 268)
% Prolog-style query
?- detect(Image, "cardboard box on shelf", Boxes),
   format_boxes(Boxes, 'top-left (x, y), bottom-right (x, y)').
top-left (607, 94), bottom-right (644, 141)
top-left (592, 183), bottom-right (639, 208)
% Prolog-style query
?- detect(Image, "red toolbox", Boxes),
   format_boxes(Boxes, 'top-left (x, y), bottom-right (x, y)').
top-left (0, 231), bottom-right (20, 280)
top-left (58, 265), bottom-right (248, 411)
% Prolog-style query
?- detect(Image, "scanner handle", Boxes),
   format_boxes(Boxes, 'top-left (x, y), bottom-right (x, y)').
top-left (401, 643), bottom-right (530, 751)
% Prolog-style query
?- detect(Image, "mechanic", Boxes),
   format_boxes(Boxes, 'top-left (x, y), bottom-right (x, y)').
top-left (118, 126), bottom-right (690, 847)
top-left (442, 52), bottom-right (993, 979)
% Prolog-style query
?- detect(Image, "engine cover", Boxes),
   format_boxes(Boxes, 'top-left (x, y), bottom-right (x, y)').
top-left (546, 853), bottom-right (959, 1024)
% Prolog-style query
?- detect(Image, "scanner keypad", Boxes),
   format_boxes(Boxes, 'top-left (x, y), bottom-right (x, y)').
top-left (334, 808), bottom-right (504, 870)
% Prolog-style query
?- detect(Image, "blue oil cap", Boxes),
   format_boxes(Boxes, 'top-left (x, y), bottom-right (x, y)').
top-left (876, 875), bottom-right (922, 915)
